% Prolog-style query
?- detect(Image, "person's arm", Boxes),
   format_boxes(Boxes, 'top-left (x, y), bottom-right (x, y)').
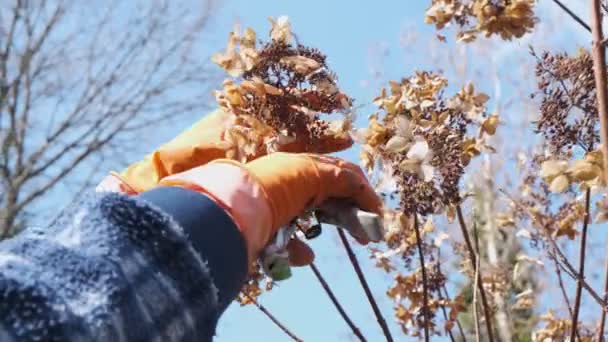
top-left (0, 187), bottom-right (247, 342)
top-left (0, 152), bottom-right (381, 342)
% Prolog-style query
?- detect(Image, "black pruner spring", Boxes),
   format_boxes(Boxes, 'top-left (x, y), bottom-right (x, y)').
top-left (304, 223), bottom-right (322, 239)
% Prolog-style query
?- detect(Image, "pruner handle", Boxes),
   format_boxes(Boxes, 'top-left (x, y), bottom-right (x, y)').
top-left (314, 200), bottom-right (384, 242)
top-left (260, 201), bottom-right (384, 281)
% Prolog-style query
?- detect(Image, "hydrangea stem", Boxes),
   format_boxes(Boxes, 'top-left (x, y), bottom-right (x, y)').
top-left (309, 262), bottom-right (368, 342)
top-left (337, 228), bottom-right (394, 342)
top-left (552, 0), bottom-right (591, 32)
top-left (571, 188), bottom-right (591, 341)
top-left (413, 215), bottom-right (430, 342)
top-left (244, 293), bottom-right (303, 342)
top-left (456, 205), bottom-right (495, 342)
top-left (598, 245), bottom-right (608, 341)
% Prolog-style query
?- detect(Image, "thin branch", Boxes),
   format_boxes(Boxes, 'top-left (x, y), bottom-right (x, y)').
top-left (552, 0), bottom-right (592, 32)
top-left (551, 252), bottom-right (583, 342)
top-left (337, 228), bottom-right (394, 342)
top-left (443, 285), bottom-right (467, 341)
top-left (455, 205), bottom-right (495, 342)
top-left (412, 216), bottom-right (430, 342)
top-left (472, 255), bottom-right (481, 342)
top-left (472, 216), bottom-right (482, 342)
top-left (598, 241), bottom-right (608, 341)
top-left (309, 262), bottom-right (367, 342)
top-left (435, 249), bottom-right (460, 342)
top-left (243, 294), bottom-right (303, 342)
top-left (503, 188), bottom-right (608, 310)
top-left (310, 263), bottom-right (367, 341)
top-left (293, 225), bottom-right (366, 341)
top-left (570, 188), bottom-right (592, 341)
top-left (435, 288), bottom-right (456, 342)
top-left (551, 254), bottom-right (574, 319)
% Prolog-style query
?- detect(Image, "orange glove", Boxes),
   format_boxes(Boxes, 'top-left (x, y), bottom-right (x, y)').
top-left (158, 152), bottom-right (383, 266)
top-left (96, 109), bottom-right (352, 194)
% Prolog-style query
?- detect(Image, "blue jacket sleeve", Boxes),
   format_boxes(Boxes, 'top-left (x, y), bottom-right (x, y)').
top-left (0, 186), bottom-right (248, 342)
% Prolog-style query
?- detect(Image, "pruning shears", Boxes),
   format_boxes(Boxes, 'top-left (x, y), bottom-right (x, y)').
top-left (260, 201), bottom-right (385, 281)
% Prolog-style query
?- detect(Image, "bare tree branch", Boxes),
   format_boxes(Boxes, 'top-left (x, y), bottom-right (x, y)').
top-left (0, 0), bottom-right (218, 234)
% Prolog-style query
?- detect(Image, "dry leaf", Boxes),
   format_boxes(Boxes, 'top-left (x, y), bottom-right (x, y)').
top-left (268, 16), bottom-right (292, 43)
top-left (280, 55), bottom-right (321, 75)
top-left (480, 114), bottom-right (500, 136)
top-left (549, 174), bottom-right (569, 193)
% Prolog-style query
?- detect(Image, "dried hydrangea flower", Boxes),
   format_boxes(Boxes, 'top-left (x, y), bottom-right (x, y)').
top-left (532, 310), bottom-right (595, 341)
top-left (212, 16), bottom-right (354, 164)
top-left (532, 49), bottom-right (599, 154)
top-left (425, 0), bottom-right (537, 42)
top-left (358, 72), bottom-right (496, 216)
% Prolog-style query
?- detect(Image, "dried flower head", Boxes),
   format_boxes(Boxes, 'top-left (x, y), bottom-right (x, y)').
top-left (532, 49), bottom-right (599, 154)
top-left (539, 149), bottom-right (604, 193)
top-left (213, 16), bottom-right (352, 162)
top-left (425, 0), bottom-right (537, 42)
top-left (356, 73), bottom-right (496, 216)
top-left (532, 310), bottom-right (594, 341)
top-left (387, 263), bottom-right (462, 337)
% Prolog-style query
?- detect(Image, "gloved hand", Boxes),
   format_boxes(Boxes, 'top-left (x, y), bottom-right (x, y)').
top-left (158, 152), bottom-right (383, 266)
top-left (96, 109), bottom-right (353, 193)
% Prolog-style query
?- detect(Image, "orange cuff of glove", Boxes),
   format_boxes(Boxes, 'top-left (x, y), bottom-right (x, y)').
top-left (114, 144), bottom-right (228, 193)
top-left (159, 162), bottom-right (274, 264)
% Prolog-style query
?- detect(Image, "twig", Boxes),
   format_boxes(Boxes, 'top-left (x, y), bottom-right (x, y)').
top-left (551, 254), bottom-right (574, 318)
top-left (598, 242), bottom-right (608, 341)
top-left (435, 287), bottom-right (457, 342)
top-left (437, 288), bottom-right (456, 342)
top-left (456, 205), bottom-right (495, 342)
top-left (412, 216), bottom-right (430, 342)
top-left (472, 255), bottom-right (481, 342)
top-left (337, 228), bottom-right (394, 342)
top-left (309, 262), bottom-right (367, 342)
top-left (551, 252), bottom-right (583, 342)
top-left (443, 285), bottom-right (468, 341)
top-left (472, 217), bottom-right (482, 342)
top-left (244, 294), bottom-right (303, 342)
top-left (571, 189), bottom-right (592, 341)
top-left (501, 188), bottom-right (608, 310)
top-left (437, 249), bottom-right (467, 342)
top-left (552, 0), bottom-right (592, 32)
top-left (292, 227), bottom-right (368, 341)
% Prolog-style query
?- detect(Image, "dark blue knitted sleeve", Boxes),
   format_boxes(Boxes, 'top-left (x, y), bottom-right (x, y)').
top-left (0, 186), bottom-right (248, 342)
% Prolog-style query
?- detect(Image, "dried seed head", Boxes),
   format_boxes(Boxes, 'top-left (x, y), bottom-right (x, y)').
top-left (533, 49), bottom-right (599, 154)
top-left (359, 72), bottom-right (495, 216)
top-left (213, 18), bottom-right (353, 162)
top-left (425, 0), bottom-right (537, 42)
